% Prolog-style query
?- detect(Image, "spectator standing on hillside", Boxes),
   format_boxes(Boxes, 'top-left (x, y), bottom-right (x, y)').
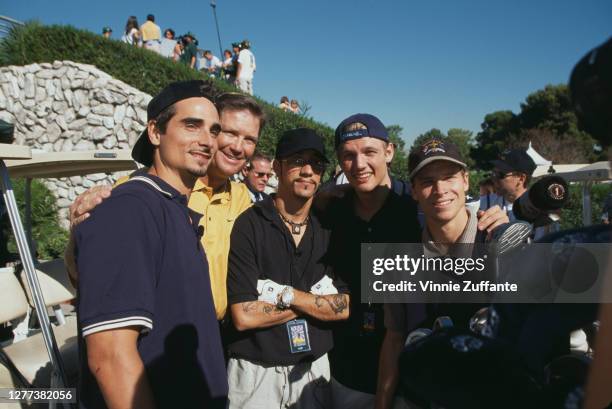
top-left (289, 99), bottom-right (301, 114)
top-left (121, 16), bottom-right (141, 46)
top-left (236, 40), bottom-right (256, 95)
top-left (279, 96), bottom-right (290, 111)
top-left (141, 14), bottom-right (161, 53)
top-left (201, 50), bottom-right (223, 78)
top-left (102, 27), bottom-right (112, 39)
top-left (223, 46), bottom-right (239, 83)
top-left (160, 28), bottom-right (177, 59)
top-left (179, 33), bottom-right (198, 69)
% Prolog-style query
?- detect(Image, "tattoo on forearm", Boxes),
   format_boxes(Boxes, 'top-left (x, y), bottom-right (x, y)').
top-left (330, 294), bottom-right (348, 314)
top-left (242, 302), bottom-right (257, 313)
top-left (313, 294), bottom-right (348, 314)
top-left (314, 295), bottom-right (325, 309)
top-left (242, 302), bottom-right (284, 316)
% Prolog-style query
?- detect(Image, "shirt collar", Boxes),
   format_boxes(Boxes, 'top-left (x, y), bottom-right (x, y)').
top-left (129, 173), bottom-right (190, 206)
top-left (422, 206), bottom-right (478, 257)
top-left (193, 178), bottom-right (232, 202)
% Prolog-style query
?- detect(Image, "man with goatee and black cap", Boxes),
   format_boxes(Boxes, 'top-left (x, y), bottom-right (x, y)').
top-left (74, 80), bottom-right (228, 409)
top-left (226, 128), bottom-right (350, 408)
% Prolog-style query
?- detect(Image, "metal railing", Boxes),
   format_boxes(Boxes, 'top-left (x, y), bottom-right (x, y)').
top-left (0, 15), bottom-right (24, 38)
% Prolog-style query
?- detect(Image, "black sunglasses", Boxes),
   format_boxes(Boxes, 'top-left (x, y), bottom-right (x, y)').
top-left (491, 171), bottom-right (515, 179)
top-left (282, 157), bottom-right (327, 173)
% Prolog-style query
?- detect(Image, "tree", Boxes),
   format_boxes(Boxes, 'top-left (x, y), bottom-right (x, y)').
top-left (472, 110), bottom-right (517, 169)
top-left (472, 84), bottom-right (598, 169)
top-left (446, 128), bottom-right (475, 168)
top-left (410, 128), bottom-right (475, 168)
top-left (386, 125), bottom-right (410, 180)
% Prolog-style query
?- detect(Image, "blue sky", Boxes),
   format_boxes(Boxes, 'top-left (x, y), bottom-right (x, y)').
top-left (5, 0), bottom-right (611, 146)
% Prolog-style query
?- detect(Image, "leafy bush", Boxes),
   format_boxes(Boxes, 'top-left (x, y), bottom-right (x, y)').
top-left (560, 182), bottom-right (612, 229)
top-left (0, 22), bottom-right (418, 180)
top-left (1, 179), bottom-right (68, 260)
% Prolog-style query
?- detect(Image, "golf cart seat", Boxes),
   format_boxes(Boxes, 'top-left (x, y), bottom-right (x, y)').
top-left (0, 267), bottom-right (78, 388)
top-left (18, 259), bottom-right (76, 310)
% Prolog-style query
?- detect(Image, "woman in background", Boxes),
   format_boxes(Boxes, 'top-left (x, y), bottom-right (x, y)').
top-left (121, 16), bottom-right (141, 46)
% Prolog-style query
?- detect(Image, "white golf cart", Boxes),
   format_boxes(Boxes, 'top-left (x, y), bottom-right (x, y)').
top-left (0, 146), bottom-right (136, 408)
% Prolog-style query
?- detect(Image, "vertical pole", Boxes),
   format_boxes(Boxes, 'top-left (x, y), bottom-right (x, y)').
top-left (582, 181), bottom-right (592, 226)
top-left (211, 1), bottom-right (223, 59)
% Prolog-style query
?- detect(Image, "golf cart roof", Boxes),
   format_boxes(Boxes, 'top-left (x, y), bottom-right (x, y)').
top-left (0, 143), bottom-right (32, 160)
top-left (5, 150), bottom-right (138, 179)
top-left (533, 162), bottom-right (612, 182)
top-left (554, 161), bottom-right (612, 182)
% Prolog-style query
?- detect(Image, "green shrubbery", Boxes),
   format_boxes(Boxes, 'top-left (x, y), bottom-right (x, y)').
top-left (560, 183), bottom-right (612, 229)
top-left (0, 21), bottom-right (607, 236)
top-left (0, 22), bottom-right (339, 164)
top-left (1, 179), bottom-right (68, 261)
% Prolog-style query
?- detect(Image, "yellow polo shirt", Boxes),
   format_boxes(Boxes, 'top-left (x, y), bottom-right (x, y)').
top-left (188, 179), bottom-right (252, 319)
top-left (140, 21), bottom-right (161, 41)
top-left (115, 175), bottom-right (252, 319)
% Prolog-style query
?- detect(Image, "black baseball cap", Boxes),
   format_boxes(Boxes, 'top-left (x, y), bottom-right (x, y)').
top-left (102, 27), bottom-right (112, 34)
top-left (132, 80), bottom-right (217, 166)
top-left (334, 113), bottom-right (389, 148)
top-left (408, 138), bottom-right (467, 179)
top-left (490, 149), bottom-right (537, 176)
top-left (275, 128), bottom-right (328, 162)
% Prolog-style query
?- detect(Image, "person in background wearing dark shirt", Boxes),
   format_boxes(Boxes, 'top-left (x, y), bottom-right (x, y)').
top-left (241, 151), bottom-right (272, 202)
top-left (179, 32), bottom-right (198, 69)
top-left (325, 113), bottom-right (509, 409)
top-left (74, 80), bottom-right (227, 409)
top-left (226, 128), bottom-right (350, 408)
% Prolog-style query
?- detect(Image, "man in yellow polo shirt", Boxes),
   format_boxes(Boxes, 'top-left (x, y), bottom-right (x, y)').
top-left (66, 92), bottom-right (264, 320)
top-left (140, 14), bottom-right (162, 53)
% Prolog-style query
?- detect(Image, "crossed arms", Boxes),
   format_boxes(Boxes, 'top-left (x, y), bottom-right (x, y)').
top-left (231, 291), bottom-right (350, 331)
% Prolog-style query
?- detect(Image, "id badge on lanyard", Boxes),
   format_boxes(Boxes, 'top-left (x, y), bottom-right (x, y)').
top-left (286, 319), bottom-right (311, 353)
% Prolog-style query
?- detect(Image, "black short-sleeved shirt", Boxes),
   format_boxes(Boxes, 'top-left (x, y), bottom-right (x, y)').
top-left (226, 196), bottom-right (348, 366)
top-left (75, 174), bottom-right (228, 409)
top-left (324, 188), bottom-right (423, 394)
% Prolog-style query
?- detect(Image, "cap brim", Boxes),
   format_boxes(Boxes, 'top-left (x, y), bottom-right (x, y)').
top-left (276, 147), bottom-right (329, 163)
top-left (131, 129), bottom-right (154, 167)
top-left (409, 157), bottom-right (467, 179)
top-left (490, 159), bottom-right (514, 173)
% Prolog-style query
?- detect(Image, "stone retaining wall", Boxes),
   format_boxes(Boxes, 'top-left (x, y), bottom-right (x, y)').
top-left (0, 61), bottom-right (150, 228)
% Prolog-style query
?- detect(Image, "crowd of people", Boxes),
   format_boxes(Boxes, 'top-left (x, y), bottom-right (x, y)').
top-left (101, 14), bottom-right (256, 95)
top-left (279, 96), bottom-right (301, 114)
top-left (54, 29), bottom-right (612, 409)
top-left (64, 79), bottom-right (515, 409)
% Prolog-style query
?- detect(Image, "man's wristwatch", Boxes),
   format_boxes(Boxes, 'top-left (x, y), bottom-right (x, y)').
top-left (278, 286), bottom-right (295, 309)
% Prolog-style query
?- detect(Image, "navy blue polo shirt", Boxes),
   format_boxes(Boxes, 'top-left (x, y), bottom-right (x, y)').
top-left (75, 174), bottom-right (227, 409)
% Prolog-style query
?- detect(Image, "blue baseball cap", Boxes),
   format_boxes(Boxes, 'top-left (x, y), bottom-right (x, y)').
top-left (334, 113), bottom-right (389, 148)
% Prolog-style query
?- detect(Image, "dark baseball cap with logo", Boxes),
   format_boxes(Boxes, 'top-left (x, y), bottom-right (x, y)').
top-left (131, 80), bottom-right (217, 166)
top-left (408, 138), bottom-right (467, 179)
top-left (334, 113), bottom-right (390, 148)
top-left (490, 149), bottom-right (537, 176)
top-left (275, 128), bottom-right (328, 162)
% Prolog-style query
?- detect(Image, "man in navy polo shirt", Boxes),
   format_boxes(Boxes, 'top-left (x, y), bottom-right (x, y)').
top-left (74, 80), bottom-right (228, 409)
